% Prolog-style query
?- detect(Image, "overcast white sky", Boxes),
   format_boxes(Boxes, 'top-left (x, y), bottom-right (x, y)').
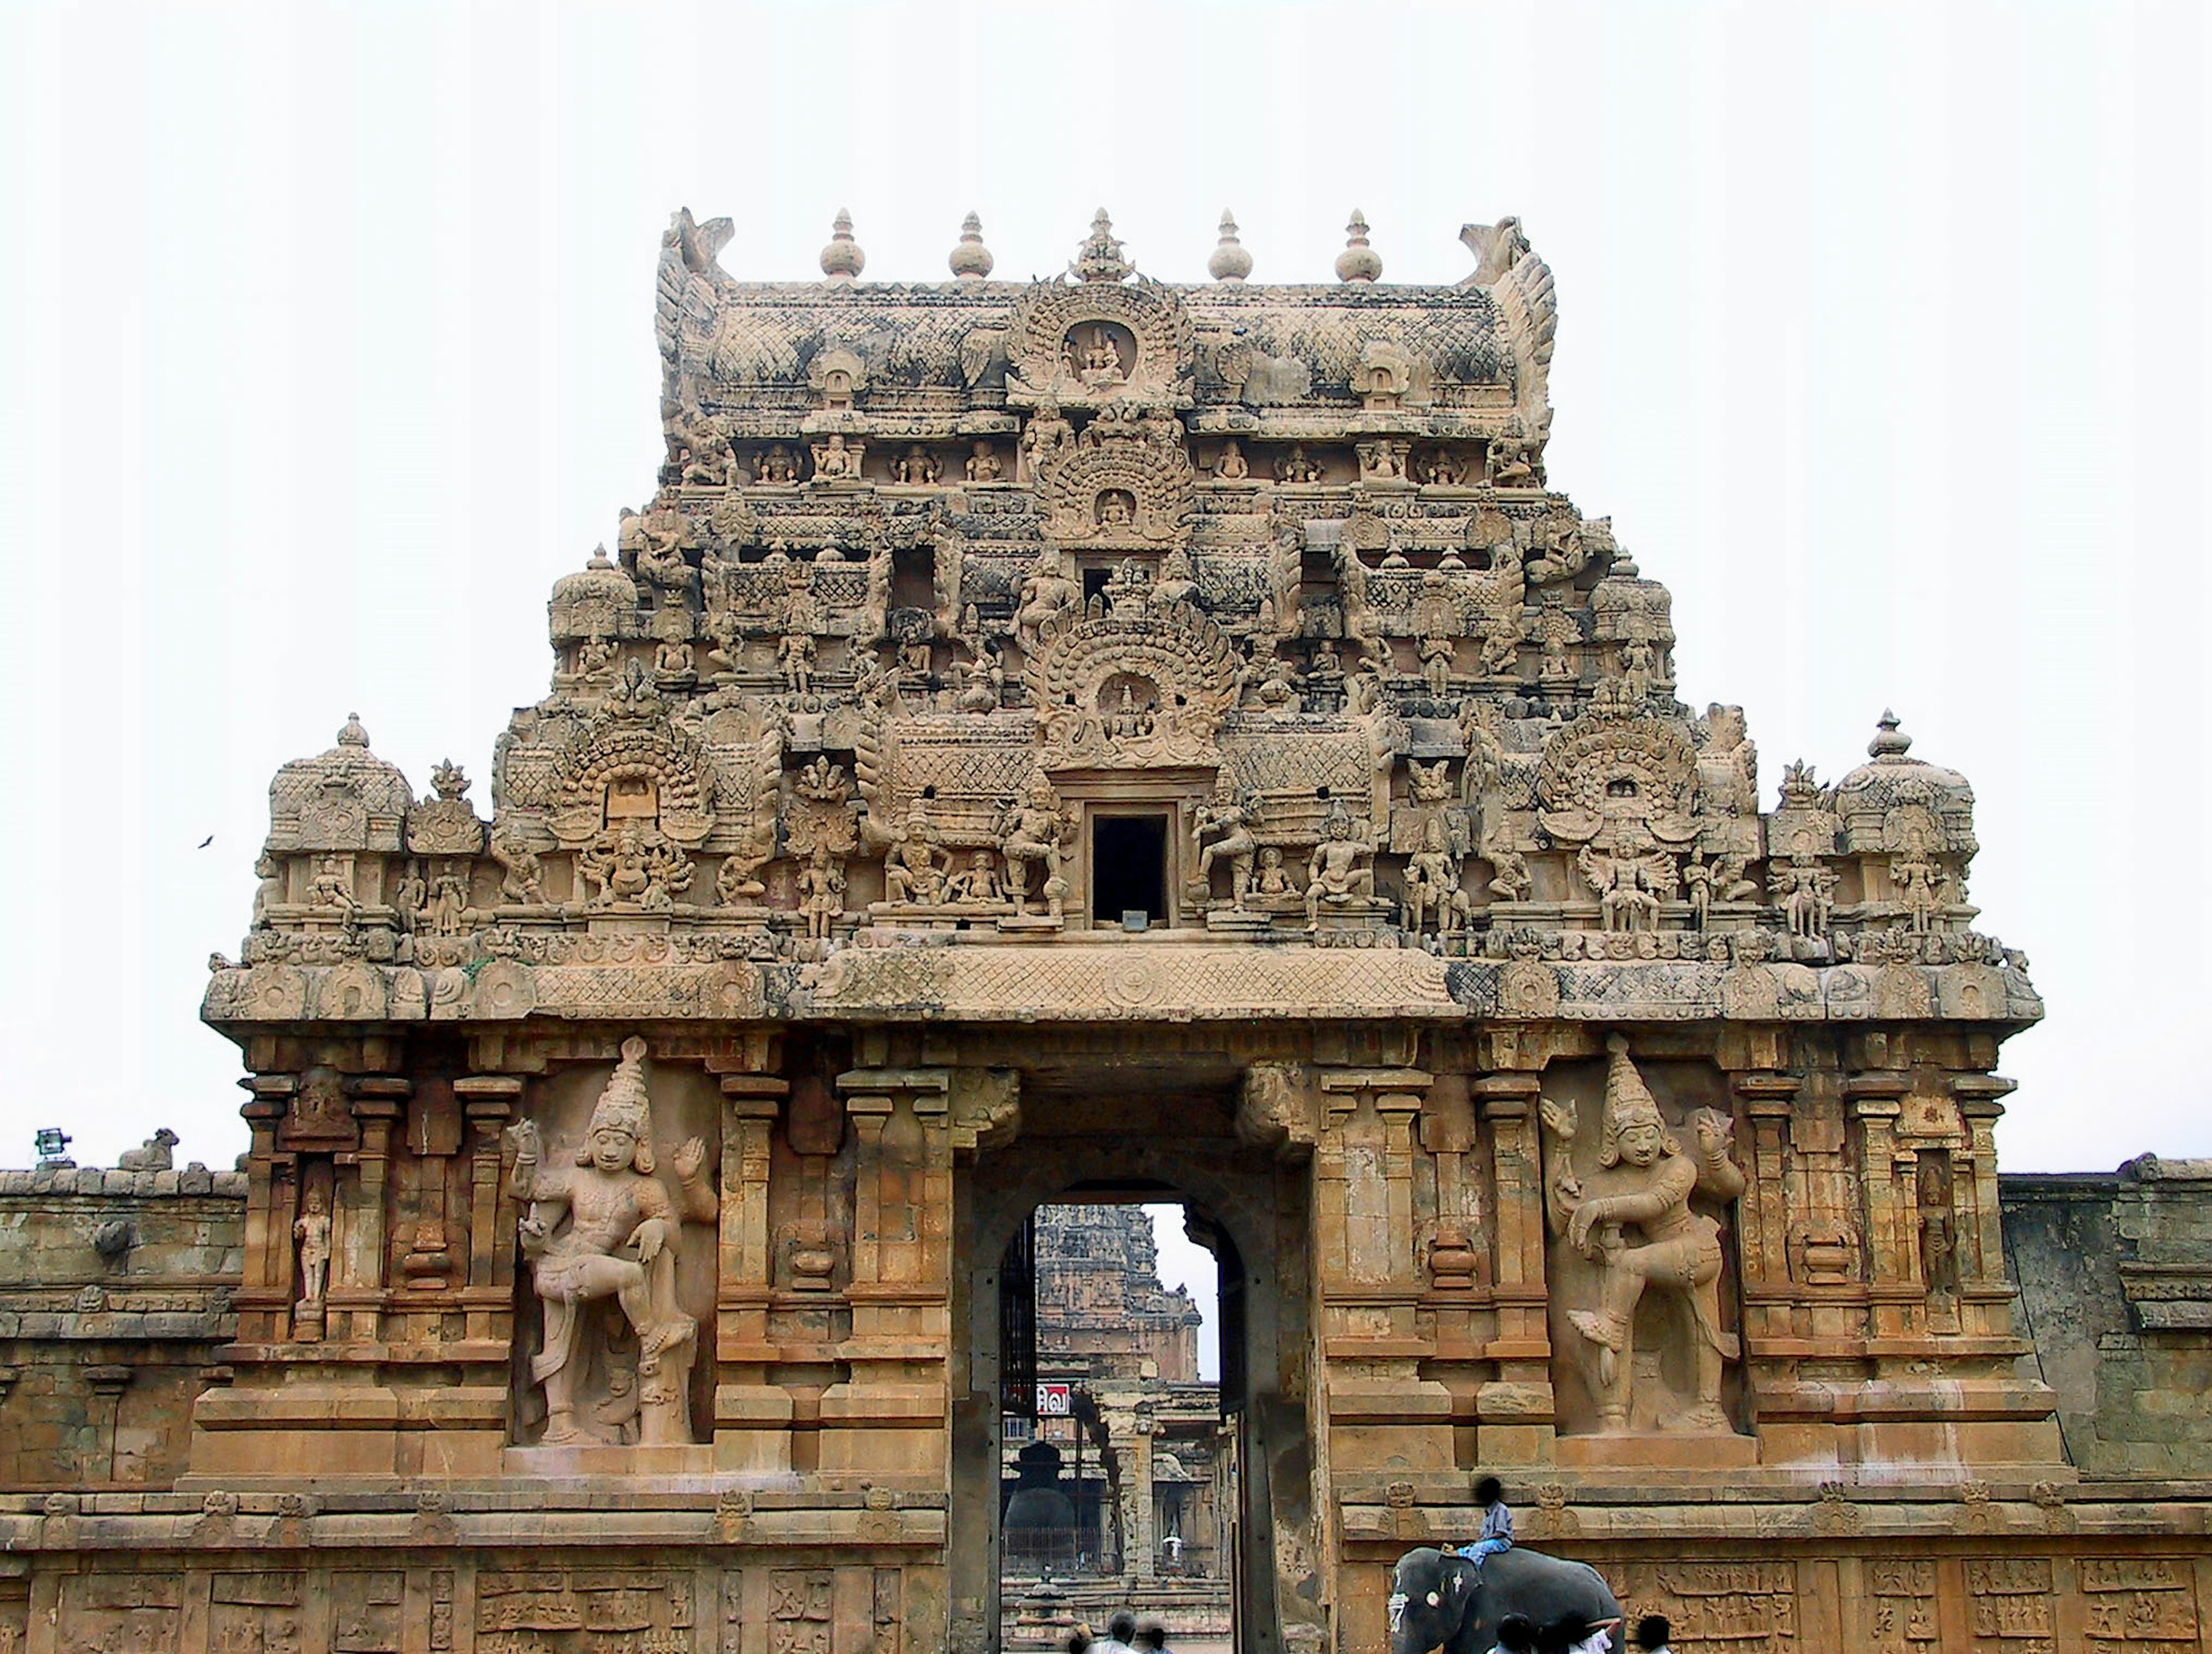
top-left (2, 2), bottom-right (2207, 1202)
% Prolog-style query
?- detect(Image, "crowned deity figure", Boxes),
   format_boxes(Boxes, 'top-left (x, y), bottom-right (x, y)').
top-left (506, 1038), bottom-right (715, 1446)
top-left (1540, 1037), bottom-right (1745, 1435)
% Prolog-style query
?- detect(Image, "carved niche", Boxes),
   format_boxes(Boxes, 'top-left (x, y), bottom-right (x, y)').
top-left (1022, 581), bottom-right (1240, 771)
top-left (1003, 267), bottom-right (1195, 413)
top-left (1036, 403), bottom-right (1196, 548)
top-left (548, 662), bottom-right (718, 849)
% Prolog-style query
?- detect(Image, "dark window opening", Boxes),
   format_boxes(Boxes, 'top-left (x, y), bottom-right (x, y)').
top-left (1082, 567), bottom-right (1112, 605)
top-left (1092, 814), bottom-right (1168, 927)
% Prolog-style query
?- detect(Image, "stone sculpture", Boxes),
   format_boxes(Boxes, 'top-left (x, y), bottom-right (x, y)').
top-left (1542, 1038), bottom-right (1746, 1434)
top-left (507, 1038), bottom-right (715, 1447)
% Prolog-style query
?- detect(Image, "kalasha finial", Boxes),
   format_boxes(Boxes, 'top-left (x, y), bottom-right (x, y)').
top-left (1209, 210), bottom-right (1253, 283)
top-left (1868, 710), bottom-right (1914, 759)
top-left (338, 714), bottom-right (370, 748)
top-left (819, 209), bottom-right (865, 282)
top-left (586, 543), bottom-right (612, 568)
top-left (1072, 208), bottom-right (1133, 283)
top-left (1335, 210), bottom-right (1382, 283)
top-left (948, 211), bottom-right (994, 281)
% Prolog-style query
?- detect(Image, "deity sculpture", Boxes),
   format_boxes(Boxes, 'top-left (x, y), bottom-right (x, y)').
top-left (1018, 399), bottom-right (1072, 483)
top-left (1579, 835), bottom-right (1670, 932)
top-left (656, 639), bottom-right (694, 679)
top-left (506, 1038), bottom-right (715, 1447)
top-left (882, 811), bottom-right (949, 906)
top-left (425, 869), bottom-right (471, 936)
top-left (964, 441), bottom-right (1002, 484)
top-left (1213, 439), bottom-right (1249, 481)
top-left (811, 434), bottom-right (858, 482)
top-left (1777, 855), bottom-right (1838, 940)
top-left (1015, 545), bottom-right (1079, 651)
top-left (1403, 816), bottom-right (1471, 937)
top-left (894, 445), bottom-right (940, 485)
top-left (714, 833), bottom-right (770, 906)
top-left (946, 849), bottom-right (1004, 907)
top-left (996, 773), bottom-right (1071, 920)
top-left (310, 856), bottom-right (358, 919)
top-left (1193, 783), bottom-right (1259, 907)
top-left (1891, 852), bottom-right (1946, 934)
top-left (778, 627), bottom-right (816, 695)
top-left (1425, 447), bottom-right (1468, 486)
top-left (756, 444), bottom-right (800, 485)
top-left (1541, 1037), bottom-right (1745, 1434)
top-left (293, 1188), bottom-right (332, 1308)
top-left (1488, 416), bottom-right (1544, 488)
top-left (1304, 804), bottom-right (1377, 928)
top-left (392, 861), bottom-right (427, 932)
top-left (1275, 443), bottom-right (1323, 484)
top-left (798, 845), bottom-right (846, 940)
top-left (252, 850), bottom-right (285, 929)
top-left (491, 827), bottom-right (547, 905)
top-left (1253, 846), bottom-right (1294, 897)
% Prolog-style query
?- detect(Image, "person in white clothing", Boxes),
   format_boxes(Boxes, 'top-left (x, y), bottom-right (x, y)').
top-left (1630, 1615), bottom-right (1672, 1653)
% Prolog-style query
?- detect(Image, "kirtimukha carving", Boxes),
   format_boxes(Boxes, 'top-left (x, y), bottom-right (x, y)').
top-left (507, 1038), bottom-right (714, 1447)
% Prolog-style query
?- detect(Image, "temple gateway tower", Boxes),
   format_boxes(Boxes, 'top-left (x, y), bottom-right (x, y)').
top-left (18, 206), bottom-right (2206, 1653)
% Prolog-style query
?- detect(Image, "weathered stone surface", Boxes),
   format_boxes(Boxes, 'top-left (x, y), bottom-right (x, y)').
top-left (0, 206), bottom-right (2199, 1654)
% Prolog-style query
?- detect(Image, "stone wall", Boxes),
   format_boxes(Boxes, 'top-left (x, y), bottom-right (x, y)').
top-left (2003, 1156), bottom-right (2212, 1482)
top-left (0, 1160), bottom-right (244, 1491)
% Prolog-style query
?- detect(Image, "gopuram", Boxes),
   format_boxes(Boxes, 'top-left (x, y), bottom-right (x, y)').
top-left (5, 205), bottom-right (2212, 1653)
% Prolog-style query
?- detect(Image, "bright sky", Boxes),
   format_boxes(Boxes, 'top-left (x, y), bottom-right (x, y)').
top-left (2, 2), bottom-right (2207, 1185)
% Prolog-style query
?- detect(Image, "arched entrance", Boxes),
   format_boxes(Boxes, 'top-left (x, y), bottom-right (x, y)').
top-left (952, 1110), bottom-right (1315, 1654)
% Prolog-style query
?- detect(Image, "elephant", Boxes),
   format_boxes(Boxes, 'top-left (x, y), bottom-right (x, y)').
top-left (1388, 1545), bottom-right (1622, 1654)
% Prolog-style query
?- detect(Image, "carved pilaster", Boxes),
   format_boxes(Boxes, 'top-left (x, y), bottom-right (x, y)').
top-left (821, 1067), bottom-right (953, 1481)
top-left (453, 1075), bottom-right (521, 1344)
top-left (1846, 1071), bottom-right (1911, 1340)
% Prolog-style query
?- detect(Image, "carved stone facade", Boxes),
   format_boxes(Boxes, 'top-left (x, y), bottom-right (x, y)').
top-left (0, 207), bottom-right (2206, 1654)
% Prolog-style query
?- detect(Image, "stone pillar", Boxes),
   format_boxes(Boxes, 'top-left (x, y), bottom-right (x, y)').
top-left (1952, 1075), bottom-right (2017, 1319)
top-left (821, 1067), bottom-right (952, 1481)
top-left (453, 1075), bottom-right (521, 1345)
top-left (235, 1076), bottom-right (296, 1346)
top-left (1731, 1072), bottom-right (1801, 1342)
top-left (1471, 1071), bottom-right (1553, 1467)
top-left (1845, 1070), bottom-right (1912, 1341)
top-left (1313, 1064), bottom-right (1454, 1474)
top-left (336, 1079), bottom-right (407, 1344)
top-left (714, 1064), bottom-right (793, 1474)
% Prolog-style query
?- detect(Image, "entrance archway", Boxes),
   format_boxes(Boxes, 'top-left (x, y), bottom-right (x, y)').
top-left (953, 1122), bottom-right (1313, 1654)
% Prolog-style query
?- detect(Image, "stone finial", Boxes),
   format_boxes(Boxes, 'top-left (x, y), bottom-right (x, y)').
top-left (1209, 210), bottom-right (1252, 283)
top-left (337, 714), bottom-right (370, 748)
top-left (1868, 710), bottom-right (1914, 760)
top-left (588, 543), bottom-right (612, 568)
top-left (819, 210), bottom-right (865, 282)
top-left (1336, 211), bottom-right (1382, 283)
top-left (1071, 209), bottom-right (1133, 283)
top-left (949, 212), bottom-right (994, 281)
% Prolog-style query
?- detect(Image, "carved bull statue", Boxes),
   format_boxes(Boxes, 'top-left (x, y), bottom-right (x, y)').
top-left (1389, 1545), bottom-right (1622, 1654)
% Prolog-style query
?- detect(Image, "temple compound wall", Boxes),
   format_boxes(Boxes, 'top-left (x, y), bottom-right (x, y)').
top-left (2, 206), bottom-right (2209, 1653)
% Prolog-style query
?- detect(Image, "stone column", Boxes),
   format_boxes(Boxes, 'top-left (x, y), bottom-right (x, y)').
top-left (453, 1075), bottom-right (520, 1344)
top-left (1844, 1070), bottom-right (1912, 1341)
top-left (1952, 1075), bottom-right (2017, 1331)
top-left (714, 1065), bottom-right (792, 1474)
top-left (1472, 1072), bottom-right (1552, 1466)
top-left (821, 1066), bottom-right (952, 1481)
top-left (236, 1076), bottom-right (296, 1346)
top-left (337, 1079), bottom-right (408, 1344)
top-left (1313, 1063), bottom-right (1454, 1474)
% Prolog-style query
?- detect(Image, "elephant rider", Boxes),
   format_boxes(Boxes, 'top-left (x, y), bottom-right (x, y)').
top-left (1456, 1475), bottom-right (1514, 1569)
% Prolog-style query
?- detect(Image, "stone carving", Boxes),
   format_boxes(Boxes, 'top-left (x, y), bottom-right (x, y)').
top-left (506, 1038), bottom-right (715, 1446)
top-left (1542, 1038), bottom-right (1747, 1434)
top-left (1304, 802), bottom-right (1378, 930)
top-left (994, 774), bottom-right (1073, 921)
top-left (1193, 782), bottom-right (1260, 908)
top-left (292, 1187), bottom-right (332, 1310)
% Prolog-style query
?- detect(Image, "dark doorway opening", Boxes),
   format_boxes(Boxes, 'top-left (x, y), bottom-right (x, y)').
top-left (1092, 814), bottom-right (1168, 927)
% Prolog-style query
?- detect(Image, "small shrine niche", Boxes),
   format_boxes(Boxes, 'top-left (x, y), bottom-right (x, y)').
top-left (605, 772), bottom-right (661, 826)
top-left (1064, 321), bottom-right (1136, 385)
